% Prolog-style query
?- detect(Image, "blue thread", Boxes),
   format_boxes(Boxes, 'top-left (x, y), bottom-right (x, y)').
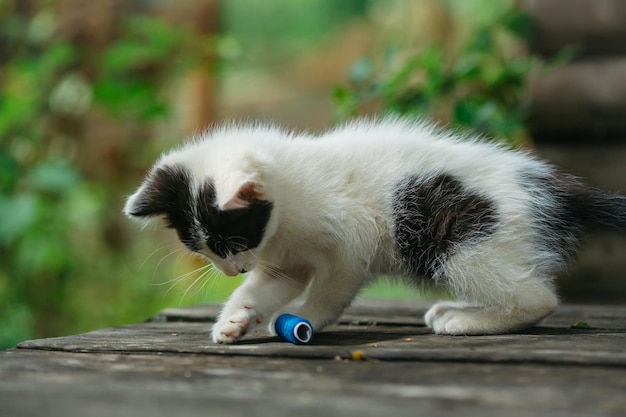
top-left (274, 314), bottom-right (313, 345)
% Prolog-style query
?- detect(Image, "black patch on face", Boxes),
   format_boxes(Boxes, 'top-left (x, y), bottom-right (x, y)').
top-left (127, 164), bottom-right (200, 251)
top-left (393, 173), bottom-right (499, 278)
top-left (127, 164), bottom-right (273, 257)
top-left (126, 165), bottom-right (191, 218)
top-left (195, 180), bottom-right (273, 258)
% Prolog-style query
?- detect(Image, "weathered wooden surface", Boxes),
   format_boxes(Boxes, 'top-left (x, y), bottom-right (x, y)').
top-left (520, 0), bottom-right (626, 142)
top-left (521, 0), bottom-right (626, 58)
top-left (2, 299), bottom-right (626, 417)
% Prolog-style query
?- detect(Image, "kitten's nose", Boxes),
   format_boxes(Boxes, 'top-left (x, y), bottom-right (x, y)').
top-left (239, 268), bottom-right (248, 274)
top-left (217, 261), bottom-right (240, 277)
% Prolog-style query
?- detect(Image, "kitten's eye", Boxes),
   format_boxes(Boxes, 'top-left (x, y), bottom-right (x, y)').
top-left (207, 240), bottom-right (227, 258)
top-left (225, 236), bottom-right (249, 256)
top-left (204, 232), bottom-right (250, 258)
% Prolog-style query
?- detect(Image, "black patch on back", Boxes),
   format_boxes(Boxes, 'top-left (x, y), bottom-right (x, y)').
top-left (127, 164), bottom-right (273, 257)
top-left (393, 173), bottom-right (499, 278)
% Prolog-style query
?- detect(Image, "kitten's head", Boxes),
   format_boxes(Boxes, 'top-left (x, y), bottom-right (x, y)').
top-left (124, 140), bottom-right (277, 276)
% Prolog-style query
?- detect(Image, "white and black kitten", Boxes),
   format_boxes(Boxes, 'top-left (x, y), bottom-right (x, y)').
top-left (124, 118), bottom-right (626, 343)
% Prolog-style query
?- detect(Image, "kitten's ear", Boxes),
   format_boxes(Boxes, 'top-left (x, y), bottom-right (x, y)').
top-left (222, 180), bottom-right (264, 210)
top-left (124, 165), bottom-right (190, 219)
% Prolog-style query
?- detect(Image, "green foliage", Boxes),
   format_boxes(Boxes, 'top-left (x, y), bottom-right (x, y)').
top-left (0, 0), bottom-right (372, 350)
top-left (95, 16), bottom-right (195, 120)
top-left (224, 0), bottom-right (370, 68)
top-left (333, 6), bottom-right (562, 146)
top-left (0, 3), bottom-right (219, 349)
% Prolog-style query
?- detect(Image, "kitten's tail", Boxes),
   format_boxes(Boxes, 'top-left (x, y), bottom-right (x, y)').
top-left (560, 175), bottom-right (626, 232)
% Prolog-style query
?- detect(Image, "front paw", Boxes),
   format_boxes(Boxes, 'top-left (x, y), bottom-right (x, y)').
top-left (212, 308), bottom-right (261, 344)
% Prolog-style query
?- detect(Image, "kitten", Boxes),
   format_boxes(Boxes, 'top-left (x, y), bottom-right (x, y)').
top-left (124, 118), bottom-right (626, 343)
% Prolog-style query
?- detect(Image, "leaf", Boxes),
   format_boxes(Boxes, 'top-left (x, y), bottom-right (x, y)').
top-left (467, 29), bottom-right (493, 53)
top-left (0, 303), bottom-right (34, 349)
top-left (453, 99), bottom-right (480, 126)
top-left (93, 78), bottom-right (167, 120)
top-left (331, 86), bottom-right (357, 123)
top-left (101, 16), bottom-right (191, 75)
top-left (451, 54), bottom-right (483, 82)
top-left (37, 42), bottom-right (77, 77)
top-left (501, 10), bottom-right (534, 40)
top-left (16, 230), bottom-right (72, 275)
top-left (348, 57), bottom-right (373, 83)
top-left (29, 160), bottom-right (81, 194)
top-left (332, 86), bottom-right (352, 103)
top-left (0, 151), bottom-right (20, 192)
top-left (546, 45), bottom-right (579, 69)
top-left (0, 193), bottom-right (38, 244)
top-left (382, 46), bottom-right (443, 97)
top-left (102, 41), bottom-right (156, 74)
top-left (453, 99), bottom-right (499, 132)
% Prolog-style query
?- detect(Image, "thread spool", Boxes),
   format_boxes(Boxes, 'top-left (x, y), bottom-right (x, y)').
top-left (274, 314), bottom-right (313, 345)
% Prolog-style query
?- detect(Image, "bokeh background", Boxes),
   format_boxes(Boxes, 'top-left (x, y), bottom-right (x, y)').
top-left (2, 0), bottom-right (626, 349)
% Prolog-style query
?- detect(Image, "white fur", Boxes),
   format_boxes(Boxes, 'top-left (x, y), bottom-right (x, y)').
top-left (129, 118), bottom-right (564, 343)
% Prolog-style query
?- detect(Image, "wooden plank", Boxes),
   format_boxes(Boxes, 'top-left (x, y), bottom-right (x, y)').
top-left (520, 0), bottom-right (626, 57)
top-left (528, 58), bottom-right (626, 141)
top-left (4, 301), bottom-right (626, 417)
top-left (1, 349), bottom-right (625, 417)
top-left (15, 323), bottom-right (626, 366)
top-left (155, 298), bottom-right (429, 325)
top-left (156, 299), bottom-right (626, 329)
top-left (16, 302), bottom-right (626, 367)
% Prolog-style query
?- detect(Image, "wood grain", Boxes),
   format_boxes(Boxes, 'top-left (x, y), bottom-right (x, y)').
top-left (2, 299), bottom-right (626, 417)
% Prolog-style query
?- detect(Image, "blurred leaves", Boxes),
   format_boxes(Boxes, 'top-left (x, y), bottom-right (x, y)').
top-left (333, 5), bottom-right (558, 146)
top-left (95, 16), bottom-right (195, 120)
top-left (0, 1), bottom-right (215, 349)
top-left (29, 160), bottom-right (81, 194)
top-left (101, 16), bottom-right (189, 74)
top-left (0, 0), bottom-right (370, 351)
top-left (224, 0), bottom-right (370, 67)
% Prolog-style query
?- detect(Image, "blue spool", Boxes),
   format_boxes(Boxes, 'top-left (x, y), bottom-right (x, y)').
top-left (274, 314), bottom-right (313, 345)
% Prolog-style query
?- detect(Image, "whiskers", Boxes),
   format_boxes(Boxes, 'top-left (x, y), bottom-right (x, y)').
top-left (137, 243), bottom-right (182, 273)
top-left (227, 239), bottom-right (307, 292)
top-left (154, 262), bottom-right (222, 304)
top-left (142, 238), bottom-right (305, 306)
top-left (248, 256), bottom-right (307, 293)
top-left (178, 263), bottom-right (222, 303)
top-left (142, 245), bottom-right (223, 304)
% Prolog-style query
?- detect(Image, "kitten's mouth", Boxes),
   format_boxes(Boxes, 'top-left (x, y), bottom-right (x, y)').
top-left (223, 265), bottom-right (240, 277)
top-left (213, 260), bottom-right (240, 277)
top-left (209, 256), bottom-right (251, 276)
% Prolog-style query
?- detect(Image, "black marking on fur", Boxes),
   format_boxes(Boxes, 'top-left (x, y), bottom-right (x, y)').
top-left (128, 164), bottom-right (273, 258)
top-left (393, 173), bottom-right (499, 278)
top-left (196, 180), bottom-right (273, 258)
top-left (127, 165), bottom-right (191, 219)
top-left (522, 170), bottom-right (626, 265)
top-left (554, 173), bottom-right (626, 231)
top-left (127, 164), bottom-right (199, 251)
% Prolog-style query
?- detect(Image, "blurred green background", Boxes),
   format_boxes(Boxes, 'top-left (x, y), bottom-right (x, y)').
top-left (1, 0), bottom-right (538, 348)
